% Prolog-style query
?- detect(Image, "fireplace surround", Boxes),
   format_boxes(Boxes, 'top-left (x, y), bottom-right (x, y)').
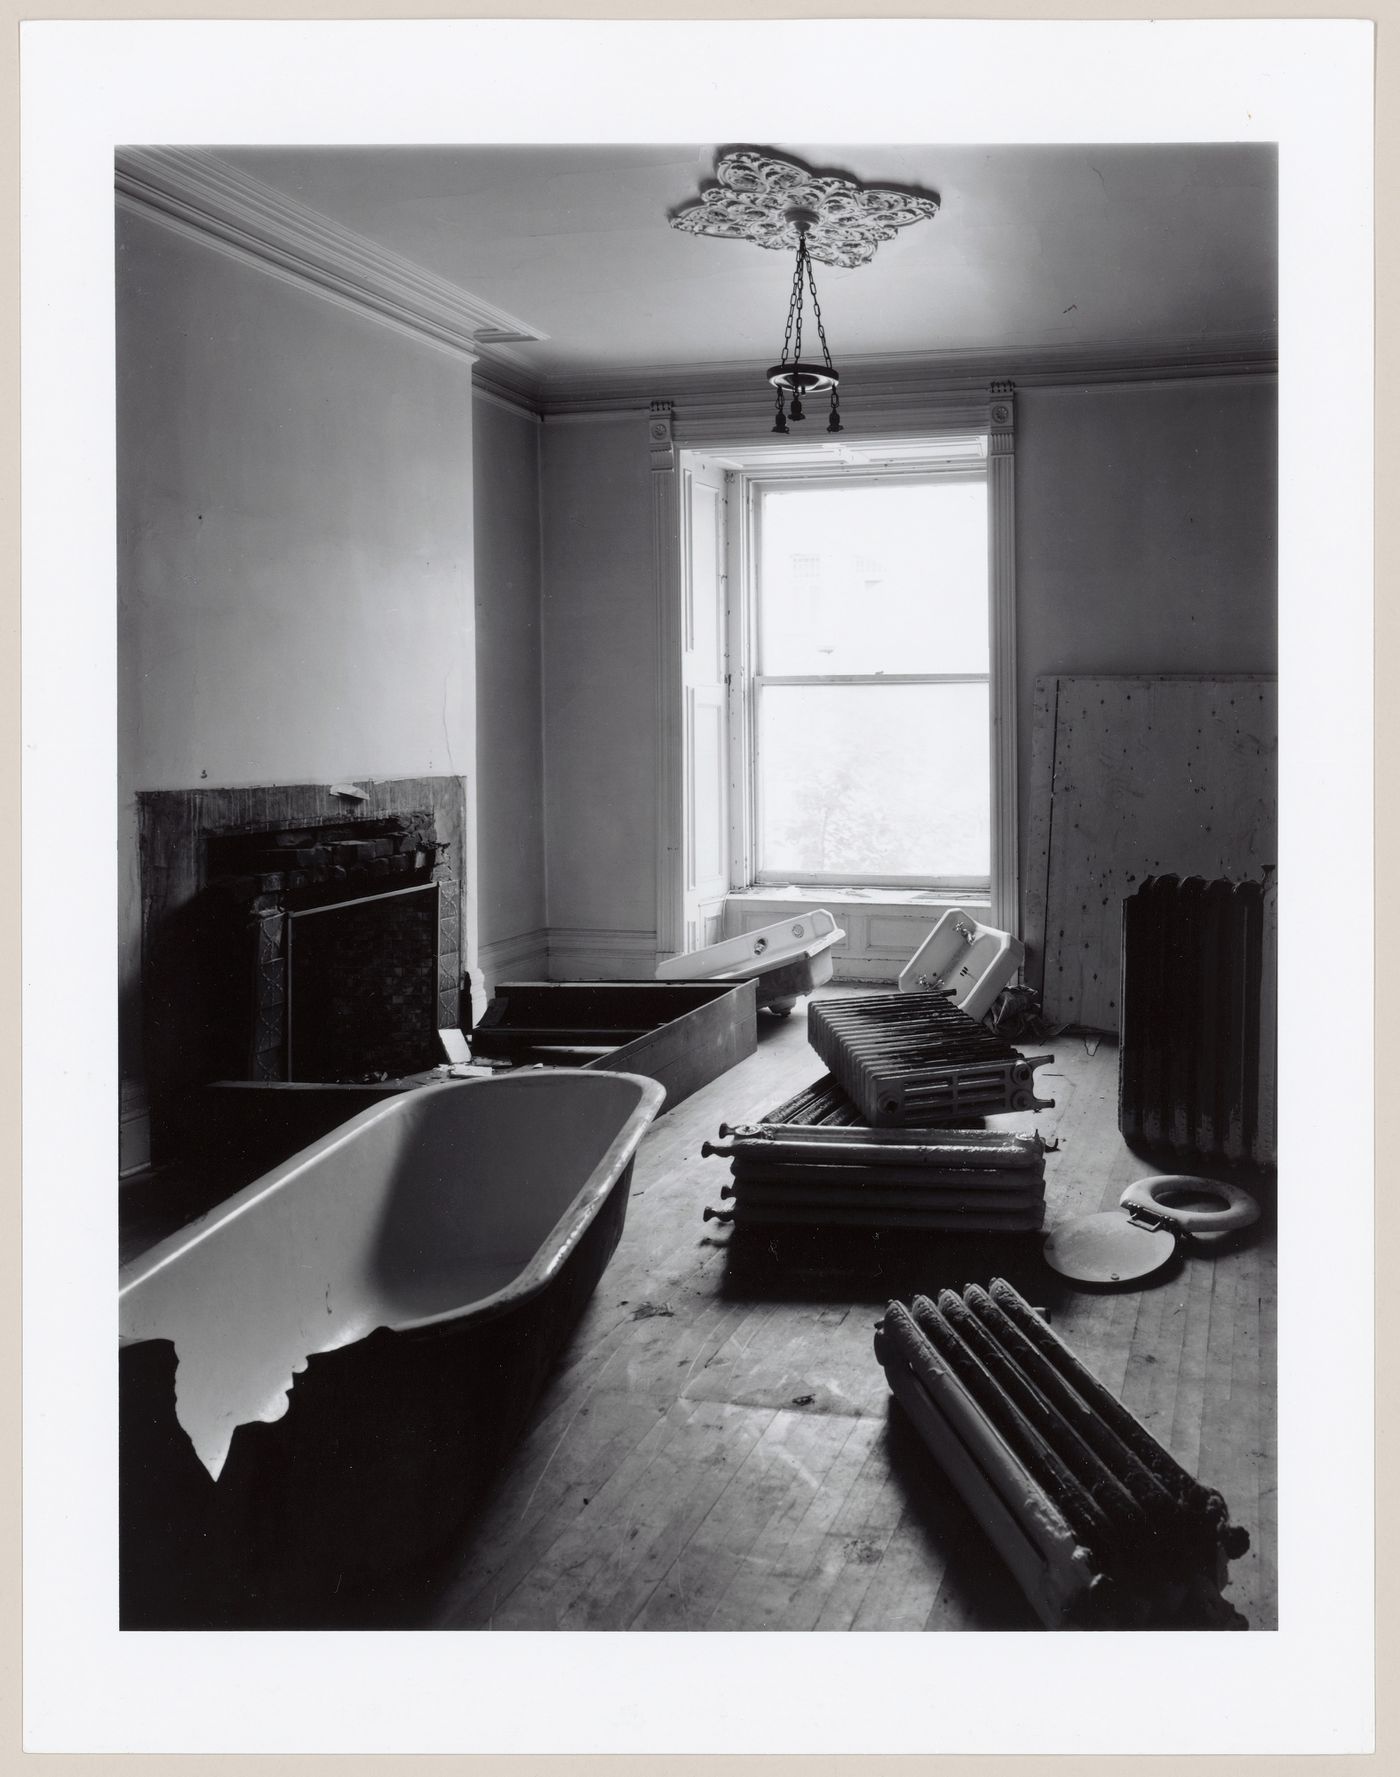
top-left (132, 777), bottom-right (468, 1159)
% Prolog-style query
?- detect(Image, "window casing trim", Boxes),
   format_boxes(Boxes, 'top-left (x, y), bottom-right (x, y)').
top-left (737, 459), bottom-right (998, 898)
top-left (655, 394), bottom-right (1019, 958)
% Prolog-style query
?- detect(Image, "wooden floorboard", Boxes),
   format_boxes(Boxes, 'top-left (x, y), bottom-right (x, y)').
top-left (706, 1412), bottom-right (879, 1630)
top-left (1255, 1236), bottom-right (1279, 1627)
top-left (1166, 1237), bottom-right (1218, 1478)
top-left (431, 987), bottom-right (1277, 1632)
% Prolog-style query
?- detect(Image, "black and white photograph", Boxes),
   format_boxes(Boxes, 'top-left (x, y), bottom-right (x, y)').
top-left (19, 14), bottom-right (1374, 1759)
top-left (111, 132), bottom-right (1284, 1639)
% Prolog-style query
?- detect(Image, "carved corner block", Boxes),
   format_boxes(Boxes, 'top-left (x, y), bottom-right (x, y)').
top-left (648, 400), bottom-right (675, 473)
top-left (988, 381), bottom-right (1016, 453)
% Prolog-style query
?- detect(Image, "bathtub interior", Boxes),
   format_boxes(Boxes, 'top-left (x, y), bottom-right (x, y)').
top-left (118, 1070), bottom-right (662, 1483)
top-left (366, 1071), bottom-right (655, 1317)
top-left (121, 1082), bottom-right (412, 1265)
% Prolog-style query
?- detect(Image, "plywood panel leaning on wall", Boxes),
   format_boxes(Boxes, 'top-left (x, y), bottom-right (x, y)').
top-left (1024, 675), bottom-right (1276, 1033)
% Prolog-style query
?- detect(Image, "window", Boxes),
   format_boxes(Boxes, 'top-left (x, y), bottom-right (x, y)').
top-left (661, 426), bottom-right (1016, 961)
top-left (747, 470), bottom-right (991, 890)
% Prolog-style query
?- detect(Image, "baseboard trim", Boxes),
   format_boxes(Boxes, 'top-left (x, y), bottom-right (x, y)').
top-left (546, 927), bottom-right (659, 981)
top-left (119, 1081), bottom-right (152, 1177)
top-left (478, 926), bottom-right (551, 989)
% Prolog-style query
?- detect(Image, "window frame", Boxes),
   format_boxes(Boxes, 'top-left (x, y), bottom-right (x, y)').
top-left (655, 400), bottom-right (1020, 962)
top-left (732, 460), bottom-right (996, 895)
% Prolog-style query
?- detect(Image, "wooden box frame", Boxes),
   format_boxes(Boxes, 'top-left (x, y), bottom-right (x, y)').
top-left (471, 979), bottom-right (758, 1113)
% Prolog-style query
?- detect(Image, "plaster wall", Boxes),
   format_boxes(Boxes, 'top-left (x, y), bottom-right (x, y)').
top-left (536, 378), bottom-right (1277, 965)
top-left (539, 415), bottom-right (659, 973)
top-left (117, 204), bottom-right (478, 1157)
top-left (1014, 377), bottom-right (1277, 887)
top-left (473, 396), bottom-right (547, 976)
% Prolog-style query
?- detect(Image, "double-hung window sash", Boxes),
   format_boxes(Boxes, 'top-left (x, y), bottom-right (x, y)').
top-left (751, 472), bottom-right (992, 891)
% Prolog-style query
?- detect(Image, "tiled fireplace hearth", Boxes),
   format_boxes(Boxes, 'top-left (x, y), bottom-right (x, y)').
top-left (133, 776), bottom-right (468, 1161)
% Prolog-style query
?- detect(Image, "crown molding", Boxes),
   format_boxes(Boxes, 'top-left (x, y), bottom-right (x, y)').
top-left (673, 388), bottom-right (995, 446)
top-left (113, 152), bottom-right (1276, 414)
top-left (534, 332), bottom-right (1277, 420)
top-left (114, 147), bottom-right (548, 371)
top-left (472, 359), bottom-right (545, 422)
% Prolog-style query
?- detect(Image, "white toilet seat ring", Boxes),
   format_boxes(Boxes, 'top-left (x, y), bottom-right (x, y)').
top-left (1119, 1174), bottom-right (1261, 1235)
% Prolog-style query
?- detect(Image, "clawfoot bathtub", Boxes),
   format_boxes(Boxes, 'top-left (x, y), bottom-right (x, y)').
top-left (119, 1068), bottom-right (664, 1627)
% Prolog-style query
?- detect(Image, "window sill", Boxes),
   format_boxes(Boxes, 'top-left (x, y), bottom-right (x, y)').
top-left (728, 884), bottom-right (991, 912)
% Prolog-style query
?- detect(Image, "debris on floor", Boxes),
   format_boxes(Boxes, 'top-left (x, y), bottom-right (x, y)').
top-left (987, 984), bottom-right (1059, 1043)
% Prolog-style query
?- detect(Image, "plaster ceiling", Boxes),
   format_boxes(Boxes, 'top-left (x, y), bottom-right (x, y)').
top-left (210, 143), bottom-right (1277, 382)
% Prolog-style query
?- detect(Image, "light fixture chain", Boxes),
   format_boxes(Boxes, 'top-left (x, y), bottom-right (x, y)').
top-left (673, 147), bottom-right (936, 435)
top-left (805, 252), bottom-right (834, 372)
top-left (791, 241), bottom-right (806, 367)
top-left (779, 246), bottom-right (802, 367)
top-left (768, 220), bottom-right (842, 432)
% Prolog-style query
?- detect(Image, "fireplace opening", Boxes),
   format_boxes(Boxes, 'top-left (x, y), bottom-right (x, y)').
top-left (135, 779), bottom-right (469, 1160)
top-left (286, 883), bottom-right (441, 1081)
top-left (217, 809), bottom-right (457, 1085)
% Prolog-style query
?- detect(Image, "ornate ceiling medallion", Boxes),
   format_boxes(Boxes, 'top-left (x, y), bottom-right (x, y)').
top-left (668, 147), bottom-right (940, 270)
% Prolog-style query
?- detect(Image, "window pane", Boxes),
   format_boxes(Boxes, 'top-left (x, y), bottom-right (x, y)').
top-left (758, 479), bottom-right (989, 675)
top-left (759, 683), bottom-right (990, 880)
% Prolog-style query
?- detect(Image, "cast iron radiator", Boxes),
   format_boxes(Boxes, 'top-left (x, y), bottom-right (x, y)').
top-left (1118, 874), bottom-right (1277, 1167)
top-left (807, 989), bottom-right (1055, 1127)
top-left (874, 1279), bottom-right (1250, 1629)
top-left (760, 1072), bottom-right (864, 1128)
top-left (701, 1121), bottom-right (1049, 1231)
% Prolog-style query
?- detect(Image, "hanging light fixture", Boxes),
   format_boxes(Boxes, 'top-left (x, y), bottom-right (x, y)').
top-left (767, 210), bottom-right (842, 435)
top-left (669, 148), bottom-right (940, 434)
